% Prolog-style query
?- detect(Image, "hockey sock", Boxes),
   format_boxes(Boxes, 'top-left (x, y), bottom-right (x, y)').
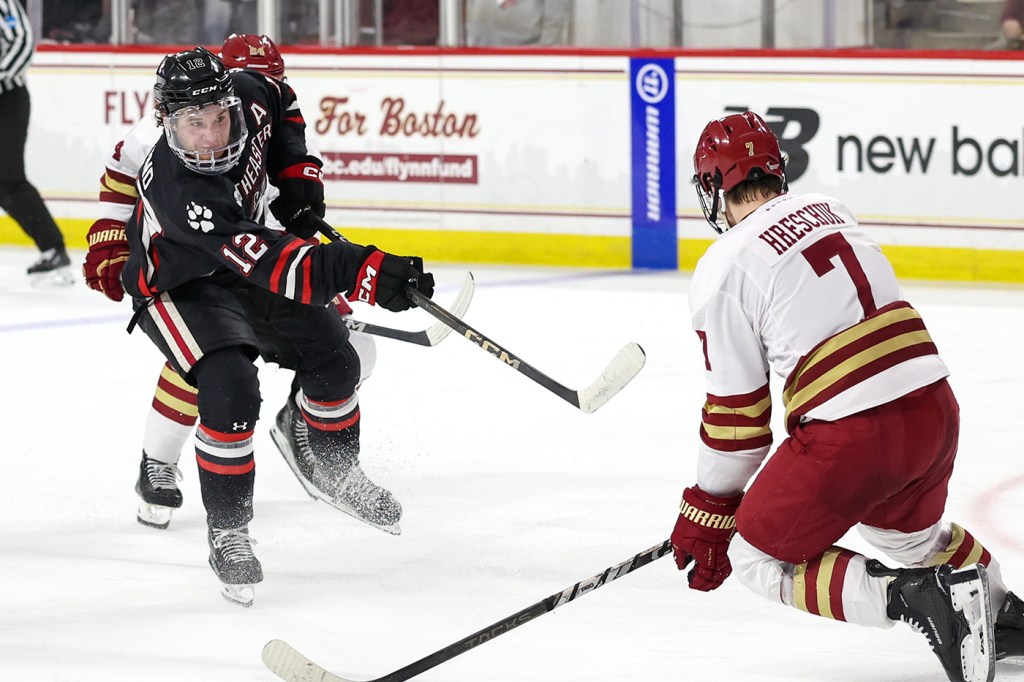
top-left (787, 546), bottom-right (893, 628)
top-left (143, 362), bottom-right (199, 464)
top-left (191, 348), bottom-right (260, 528)
top-left (195, 423), bottom-right (255, 528)
top-left (297, 389), bottom-right (360, 462)
top-left (927, 522), bottom-right (1007, 610)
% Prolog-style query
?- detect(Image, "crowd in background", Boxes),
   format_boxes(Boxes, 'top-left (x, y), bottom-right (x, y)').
top-left (37, 0), bottom-right (570, 47)
top-left (30, 0), bottom-right (1024, 50)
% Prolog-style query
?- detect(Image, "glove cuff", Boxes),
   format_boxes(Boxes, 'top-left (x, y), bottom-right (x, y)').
top-left (278, 161), bottom-right (323, 184)
top-left (679, 485), bottom-right (742, 530)
top-left (87, 219), bottom-right (127, 246)
top-left (347, 249), bottom-right (385, 305)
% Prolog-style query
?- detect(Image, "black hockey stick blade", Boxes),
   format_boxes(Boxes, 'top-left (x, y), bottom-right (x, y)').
top-left (342, 272), bottom-right (475, 347)
top-left (262, 540), bottom-right (672, 682)
top-left (404, 286), bottom-right (646, 413)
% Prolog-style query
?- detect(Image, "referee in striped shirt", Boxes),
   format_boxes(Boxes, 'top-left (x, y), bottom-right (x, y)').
top-left (0, 0), bottom-right (71, 284)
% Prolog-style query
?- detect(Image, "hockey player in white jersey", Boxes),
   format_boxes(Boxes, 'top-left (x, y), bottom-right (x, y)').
top-left (82, 35), bottom-right (380, 533)
top-left (669, 110), bottom-right (1022, 681)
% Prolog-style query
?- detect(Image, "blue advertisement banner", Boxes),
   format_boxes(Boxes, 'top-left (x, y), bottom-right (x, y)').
top-left (629, 58), bottom-right (677, 269)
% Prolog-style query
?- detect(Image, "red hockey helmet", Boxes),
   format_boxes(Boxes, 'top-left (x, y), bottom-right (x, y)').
top-left (220, 33), bottom-right (285, 80)
top-left (693, 111), bottom-right (786, 232)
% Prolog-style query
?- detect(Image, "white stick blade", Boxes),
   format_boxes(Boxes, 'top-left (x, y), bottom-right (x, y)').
top-left (577, 342), bottom-right (647, 413)
top-left (262, 640), bottom-right (353, 682)
top-left (425, 272), bottom-right (476, 346)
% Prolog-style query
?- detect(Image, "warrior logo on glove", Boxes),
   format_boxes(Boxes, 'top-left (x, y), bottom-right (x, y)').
top-left (670, 485), bottom-right (743, 592)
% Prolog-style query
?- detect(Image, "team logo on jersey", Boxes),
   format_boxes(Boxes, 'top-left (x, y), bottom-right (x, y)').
top-left (187, 202), bottom-right (215, 232)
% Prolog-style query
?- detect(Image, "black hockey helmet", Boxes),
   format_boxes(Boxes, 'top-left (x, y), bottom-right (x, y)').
top-left (154, 46), bottom-right (234, 118)
top-left (155, 47), bottom-right (248, 175)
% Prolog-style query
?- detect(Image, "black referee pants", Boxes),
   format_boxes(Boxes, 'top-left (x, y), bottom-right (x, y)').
top-left (0, 84), bottom-right (64, 252)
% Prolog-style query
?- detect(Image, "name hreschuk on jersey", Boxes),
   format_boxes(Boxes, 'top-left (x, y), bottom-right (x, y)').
top-left (689, 192), bottom-right (949, 492)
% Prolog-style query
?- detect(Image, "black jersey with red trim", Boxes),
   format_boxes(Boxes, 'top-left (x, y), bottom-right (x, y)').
top-left (122, 70), bottom-right (372, 305)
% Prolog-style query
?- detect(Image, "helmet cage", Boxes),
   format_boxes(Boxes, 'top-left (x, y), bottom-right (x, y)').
top-left (692, 111), bottom-right (787, 233)
top-left (694, 168), bottom-right (727, 235)
top-left (164, 96), bottom-right (248, 175)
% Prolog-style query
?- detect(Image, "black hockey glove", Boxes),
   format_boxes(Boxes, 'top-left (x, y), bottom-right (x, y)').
top-left (347, 249), bottom-right (435, 313)
top-left (271, 203), bottom-right (323, 240)
top-left (271, 159), bottom-right (326, 239)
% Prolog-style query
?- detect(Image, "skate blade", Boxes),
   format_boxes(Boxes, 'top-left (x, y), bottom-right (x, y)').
top-left (220, 583), bottom-right (255, 607)
top-left (269, 425), bottom-right (318, 500)
top-left (946, 564), bottom-right (996, 682)
top-left (136, 502), bottom-right (173, 529)
top-left (269, 426), bottom-right (401, 535)
top-left (29, 267), bottom-right (74, 288)
top-left (321, 495), bottom-right (402, 535)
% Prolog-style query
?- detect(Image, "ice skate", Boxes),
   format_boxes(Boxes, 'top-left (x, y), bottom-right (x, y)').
top-left (269, 401), bottom-right (317, 501)
top-left (269, 399), bottom-right (402, 535)
top-left (135, 453), bottom-right (183, 529)
top-left (869, 560), bottom-right (995, 682)
top-left (27, 248), bottom-right (74, 287)
top-left (996, 591), bottom-right (1024, 659)
top-left (208, 526), bottom-right (262, 607)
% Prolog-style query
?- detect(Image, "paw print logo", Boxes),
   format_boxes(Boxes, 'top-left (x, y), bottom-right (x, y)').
top-left (186, 202), bottom-right (215, 232)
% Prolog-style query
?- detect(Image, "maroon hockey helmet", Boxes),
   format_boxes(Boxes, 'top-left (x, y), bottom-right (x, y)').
top-left (693, 111), bottom-right (786, 232)
top-left (220, 33), bottom-right (285, 80)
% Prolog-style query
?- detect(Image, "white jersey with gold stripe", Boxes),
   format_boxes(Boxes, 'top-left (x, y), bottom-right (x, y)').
top-left (689, 192), bottom-right (948, 495)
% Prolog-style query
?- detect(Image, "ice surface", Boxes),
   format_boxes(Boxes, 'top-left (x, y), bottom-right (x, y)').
top-left (1, 247), bottom-right (1022, 681)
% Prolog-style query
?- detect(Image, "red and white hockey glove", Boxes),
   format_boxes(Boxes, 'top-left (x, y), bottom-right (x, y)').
top-left (83, 219), bottom-right (130, 302)
top-left (347, 248), bottom-right (434, 313)
top-left (671, 485), bottom-right (743, 592)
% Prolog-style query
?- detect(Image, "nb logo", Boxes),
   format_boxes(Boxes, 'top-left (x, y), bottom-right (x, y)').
top-left (726, 106), bottom-right (820, 183)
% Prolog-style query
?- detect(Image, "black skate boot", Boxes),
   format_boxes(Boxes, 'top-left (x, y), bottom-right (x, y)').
top-left (27, 248), bottom-right (73, 287)
top-left (269, 398), bottom-right (402, 534)
top-left (208, 526), bottom-right (263, 607)
top-left (135, 453), bottom-right (183, 529)
top-left (867, 560), bottom-right (995, 682)
top-left (269, 400), bottom-right (317, 500)
top-left (996, 591), bottom-right (1024, 659)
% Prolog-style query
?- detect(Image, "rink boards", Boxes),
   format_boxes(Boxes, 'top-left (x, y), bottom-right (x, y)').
top-left (3, 47), bottom-right (1022, 283)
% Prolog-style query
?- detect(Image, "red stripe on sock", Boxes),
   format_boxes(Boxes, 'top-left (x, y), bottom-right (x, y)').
top-left (804, 556), bottom-right (822, 617)
top-left (950, 535), bottom-right (977, 568)
top-left (198, 423), bottom-right (254, 443)
top-left (152, 399), bottom-right (198, 426)
top-left (196, 454), bottom-right (255, 475)
top-left (302, 409), bottom-right (360, 432)
top-left (828, 551), bottom-right (852, 622)
top-left (156, 377), bottom-right (200, 404)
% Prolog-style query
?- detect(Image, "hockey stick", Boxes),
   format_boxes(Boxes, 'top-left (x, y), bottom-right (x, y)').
top-left (403, 286), bottom-right (646, 413)
top-left (313, 214), bottom-right (644, 410)
top-left (310, 216), bottom-right (474, 346)
top-left (342, 272), bottom-right (474, 347)
top-left (262, 540), bottom-right (672, 682)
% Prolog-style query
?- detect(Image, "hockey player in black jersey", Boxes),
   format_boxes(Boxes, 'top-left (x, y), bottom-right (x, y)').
top-left (90, 47), bottom-right (433, 607)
